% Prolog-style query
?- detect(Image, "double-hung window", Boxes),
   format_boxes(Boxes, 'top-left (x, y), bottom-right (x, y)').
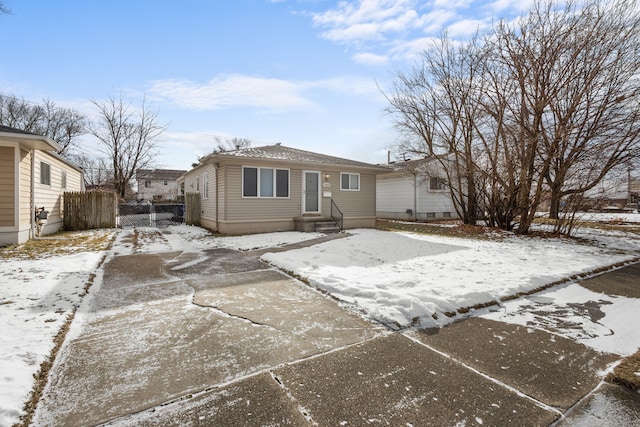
top-left (243, 167), bottom-right (289, 198)
top-left (429, 177), bottom-right (446, 191)
top-left (40, 161), bottom-right (51, 185)
top-left (340, 172), bottom-right (360, 191)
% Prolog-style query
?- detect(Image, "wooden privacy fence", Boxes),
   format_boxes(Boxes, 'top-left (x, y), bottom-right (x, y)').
top-left (185, 192), bottom-right (201, 226)
top-left (64, 191), bottom-right (118, 231)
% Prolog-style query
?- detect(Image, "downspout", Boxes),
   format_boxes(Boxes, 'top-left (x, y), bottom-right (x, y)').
top-left (30, 150), bottom-right (35, 239)
top-left (214, 163), bottom-right (219, 232)
top-left (414, 172), bottom-right (418, 221)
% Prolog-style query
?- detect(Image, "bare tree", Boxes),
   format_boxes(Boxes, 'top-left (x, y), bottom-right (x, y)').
top-left (386, 0), bottom-right (640, 235)
top-left (69, 153), bottom-right (113, 188)
top-left (89, 96), bottom-right (166, 199)
top-left (0, 2), bottom-right (10, 14)
top-left (385, 35), bottom-right (484, 225)
top-left (0, 94), bottom-right (86, 156)
top-left (213, 136), bottom-right (251, 153)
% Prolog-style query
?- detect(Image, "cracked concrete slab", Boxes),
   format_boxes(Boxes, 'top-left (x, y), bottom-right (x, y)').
top-left (106, 373), bottom-right (312, 427)
top-left (189, 270), bottom-right (381, 352)
top-left (33, 243), bottom-right (381, 426)
top-left (410, 318), bottom-right (620, 410)
top-left (273, 333), bottom-right (558, 426)
top-left (555, 383), bottom-right (640, 426)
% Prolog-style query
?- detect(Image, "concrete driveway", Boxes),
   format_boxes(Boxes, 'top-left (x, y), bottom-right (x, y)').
top-left (32, 228), bottom-right (640, 426)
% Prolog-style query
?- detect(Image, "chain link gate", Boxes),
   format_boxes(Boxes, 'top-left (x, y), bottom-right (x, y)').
top-left (117, 203), bottom-right (185, 228)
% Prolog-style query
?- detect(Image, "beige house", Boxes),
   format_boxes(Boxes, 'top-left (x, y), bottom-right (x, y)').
top-left (0, 126), bottom-right (83, 245)
top-left (136, 168), bottom-right (186, 202)
top-left (178, 144), bottom-right (387, 234)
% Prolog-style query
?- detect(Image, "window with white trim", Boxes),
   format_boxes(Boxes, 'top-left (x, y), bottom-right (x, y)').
top-left (340, 172), bottom-right (360, 191)
top-left (429, 177), bottom-right (446, 191)
top-left (61, 171), bottom-right (67, 189)
top-left (40, 161), bottom-right (51, 185)
top-left (202, 172), bottom-right (209, 199)
top-left (144, 180), bottom-right (152, 188)
top-left (196, 176), bottom-right (200, 192)
top-left (243, 167), bottom-right (289, 198)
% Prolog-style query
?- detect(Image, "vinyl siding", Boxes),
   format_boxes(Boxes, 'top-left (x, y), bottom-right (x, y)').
top-left (376, 171), bottom-right (458, 220)
top-left (18, 149), bottom-right (31, 227)
top-left (223, 164), bottom-right (301, 222)
top-left (0, 147), bottom-right (15, 226)
top-left (376, 173), bottom-right (416, 219)
top-left (33, 151), bottom-right (83, 236)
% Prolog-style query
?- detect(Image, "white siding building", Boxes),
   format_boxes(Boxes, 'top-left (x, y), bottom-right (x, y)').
top-left (376, 158), bottom-right (458, 221)
top-left (136, 169), bottom-right (186, 202)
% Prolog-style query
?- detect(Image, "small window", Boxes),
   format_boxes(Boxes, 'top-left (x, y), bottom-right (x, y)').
top-left (40, 162), bottom-right (51, 185)
top-left (429, 177), bottom-right (446, 191)
top-left (145, 180), bottom-right (152, 188)
top-left (196, 177), bottom-right (200, 192)
top-left (243, 167), bottom-right (289, 198)
top-left (426, 212), bottom-right (436, 219)
top-left (61, 171), bottom-right (67, 189)
top-left (202, 173), bottom-right (208, 199)
top-left (164, 180), bottom-right (168, 186)
top-left (443, 211), bottom-right (451, 218)
top-left (340, 173), bottom-right (360, 191)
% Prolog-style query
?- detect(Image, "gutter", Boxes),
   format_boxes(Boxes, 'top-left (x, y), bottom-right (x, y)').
top-left (214, 163), bottom-right (219, 232)
top-left (30, 150), bottom-right (35, 239)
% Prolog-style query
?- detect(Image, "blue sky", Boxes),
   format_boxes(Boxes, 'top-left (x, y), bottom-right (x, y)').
top-left (0, 0), bottom-right (531, 170)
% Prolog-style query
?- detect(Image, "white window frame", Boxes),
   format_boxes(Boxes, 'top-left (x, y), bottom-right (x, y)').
top-left (242, 166), bottom-right (290, 198)
top-left (340, 172), bottom-right (360, 191)
top-left (40, 161), bottom-right (51, 186)
top-left (196, 176), bottom-right (200, 192)
top-left (429, 177), bottom-right (446, 191)
top-left (202, 172), bottom-right (209, 199)
top-left (61, 171), bottom-right (67, 189)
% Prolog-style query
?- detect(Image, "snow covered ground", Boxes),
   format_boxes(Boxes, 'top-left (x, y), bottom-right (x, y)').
top-left (1, 218), bottom-right (639, 426)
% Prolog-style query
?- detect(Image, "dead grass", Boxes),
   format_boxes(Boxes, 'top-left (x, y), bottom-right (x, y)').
top-left (0, 230), bottom-right (115, 260)
top-left (376, 219), bottom-right (505, 240)
top-left (607, 349), bottom-right (640, 392)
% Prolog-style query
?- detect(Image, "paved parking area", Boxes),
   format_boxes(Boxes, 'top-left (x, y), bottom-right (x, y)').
top-left (32, 229), bottom-right (640, 426)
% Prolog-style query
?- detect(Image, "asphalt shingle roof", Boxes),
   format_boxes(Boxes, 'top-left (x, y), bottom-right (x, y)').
top-left (209, 144), bottom-right (385, 170)
top-left (137, 169), bottom-right (187, 180)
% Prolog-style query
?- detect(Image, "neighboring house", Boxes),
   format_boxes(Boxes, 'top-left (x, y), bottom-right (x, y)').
top-left (0, 126), bottom-right (84, 245)
top-left (136, 169), bottom-right (186, 202)
top-left (178, 144), bottom-right (387, 234)
top-left (377, 157), bottom-right (458, 221)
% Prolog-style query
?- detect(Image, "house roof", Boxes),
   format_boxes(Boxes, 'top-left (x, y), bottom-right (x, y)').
top-left (201, 144), bottom-right (387, 171)
top-left (379, 157), bottom-right (438, 172)
top-left (0, 125), bottom-right (61, 151)
top-left (137, 169), bottom-right (187, 181)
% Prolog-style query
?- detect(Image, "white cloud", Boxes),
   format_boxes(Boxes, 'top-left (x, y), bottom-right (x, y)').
top-left (147, 74), bottom-right (383, 112)
top-left (352, 52), bottom-right (389, 66)
top-left (147, 75), bottom-right (315, 112)
top-left (309, 0), bottom-right (535, 66)
top-left (313, 0), bottom-right (420, 44)
top-left (447, 18), bottom-right (488, 38)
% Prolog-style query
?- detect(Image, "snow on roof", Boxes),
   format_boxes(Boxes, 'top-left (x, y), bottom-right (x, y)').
top-left (205, 144), bottom-right (386, 170)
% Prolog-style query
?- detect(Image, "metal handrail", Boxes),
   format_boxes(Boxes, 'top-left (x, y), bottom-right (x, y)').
top-left (330, 199), bottom-right (343, 231)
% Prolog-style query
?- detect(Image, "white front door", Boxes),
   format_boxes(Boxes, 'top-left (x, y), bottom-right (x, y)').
top-left (303, 171), bottom-right (321, 214)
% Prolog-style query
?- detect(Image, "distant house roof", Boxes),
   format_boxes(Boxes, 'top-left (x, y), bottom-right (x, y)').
top-left (200, 144), bottom-right (387, 171)
top-left (136, 169), bottom-right (187, 181)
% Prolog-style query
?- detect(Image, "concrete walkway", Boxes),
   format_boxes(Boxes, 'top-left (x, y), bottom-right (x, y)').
top-left (32, 230), bottom-right (640, 426)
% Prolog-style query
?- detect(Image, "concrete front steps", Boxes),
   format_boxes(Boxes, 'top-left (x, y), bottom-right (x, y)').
top-left (294, 215), bottom-right (341, 234)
